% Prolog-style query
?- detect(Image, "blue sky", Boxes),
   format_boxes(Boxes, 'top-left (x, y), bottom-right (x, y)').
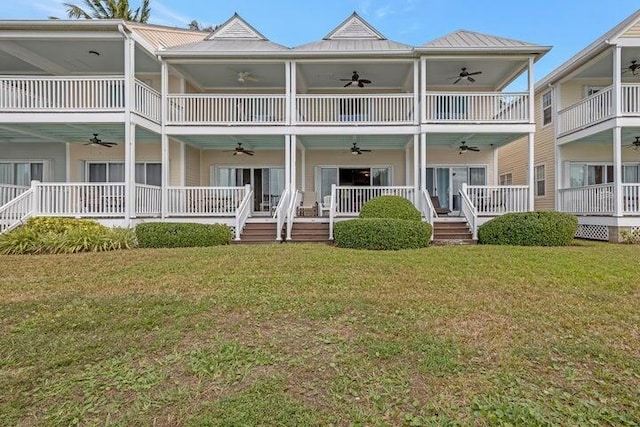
top-left (3, 0), bottom-right (640, 84)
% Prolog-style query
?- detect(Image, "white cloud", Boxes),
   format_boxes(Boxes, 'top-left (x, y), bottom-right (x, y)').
top-left (150, 0), bottom-right (191, 26)
top-left (3, 0), bottom-right (65, 19)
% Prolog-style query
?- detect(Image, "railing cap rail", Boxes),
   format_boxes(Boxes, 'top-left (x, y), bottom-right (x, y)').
top-left (38, 182), bottom-right (125, 187)
top-left (297, 93), bottom-right (412, 99)
top-left (168, 93), bottom-right (285, 99)
top-left (167, 185), bottom-right (248, 190)
top-left (425, 91), bottom-right (528, 96)
top-left (334, 185), bottom-right (414, 189)
top-left (558, 85), bottom-right (613, 115)
top-left (559, 183), bottom-right (615, 191)
top-left (0, 75), bottom-right (125, 81)
top-left (466, 185), bottom-right (530, 189)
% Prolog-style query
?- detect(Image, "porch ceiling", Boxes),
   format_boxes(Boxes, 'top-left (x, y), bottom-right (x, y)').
top-left (173, 62), bottom-right (286, 90)
top-left (0, 39), bottom-right (158, 75)
top-left (0, 123), bottom-right (159, 145)
top-left (425, 58), bottom-right (526, 90)
top-left (575, 48), bottom-right (640, 79)
top-left (177, 134), bottom-right (285, 150)
top-left (296, 62), bottom-right (414, 91)
top-left (564, 127), bottom-right (640, 145)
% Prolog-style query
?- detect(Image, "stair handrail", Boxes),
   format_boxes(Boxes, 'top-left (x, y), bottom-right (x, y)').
top-left (234, 184), bottom-right (253, 241)
top-left (329, 184), bottom-right (337, 240)
top-left (420, 189), bottom-right (437, 241)
top-left (459, 183), bottom-right (478, 240)
top-left (0, 187), bottom-right (35, 234)
top-left (286, 189), bottom-right (302, 240)
top-left (273, 188), bottom-right (291, 241)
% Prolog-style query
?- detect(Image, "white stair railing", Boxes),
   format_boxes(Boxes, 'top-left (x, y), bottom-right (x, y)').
top-left (273, 188), bottom-right (291, 241)
top-left (0, 187), bottom-right (35, 234)
top-left (0, 184), bottom-right (29, 207)
top-left (460, 184), bottom-right (478, 240)
top-left (234, 184), bottom-right (253, 241)
top-left (420, 189), bottom-right (437, 242)
top-left (329, 185), bottom-right (337, 240)
top-left (133, 80), bottom-right (161, 122)
top-left (286, 190), bottom-right (303, 241)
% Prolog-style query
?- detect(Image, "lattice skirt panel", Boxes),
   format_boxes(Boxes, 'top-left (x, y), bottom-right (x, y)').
top-left (575, 224), bottom-right (609, 241)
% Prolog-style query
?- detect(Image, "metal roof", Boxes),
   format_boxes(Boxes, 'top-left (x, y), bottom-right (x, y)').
top-left (418, 29), bottom-right (545, 51)
top-left (127, 23), bottom-right (206, 50)
top-left (536, 9), bottom-right (640, 90)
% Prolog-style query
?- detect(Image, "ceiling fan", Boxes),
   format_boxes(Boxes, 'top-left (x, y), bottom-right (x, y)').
top-left (458, 141), bottom-right (480, 154)
top-left (350, 142), bottom-right (371, 155)
top-left (624, 136), bottom-right (640, 150)
top-left (622, 60), bottom-right (640, 76)
top-left (340, 71), bottom-right (372, 88)
top-left (450, 67), bottom-right (482, 84)
top-left (224, 142), bottom-right (255, 156)
top-left (84, 133), bottom-right (117, 148)
top-left (237, 71), bottom-right (258, 84)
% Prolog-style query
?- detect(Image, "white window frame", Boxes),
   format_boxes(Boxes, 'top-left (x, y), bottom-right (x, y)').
top-left (584, 86), bottom-right (606, 97)
top-left (535, 164), bottom-right (546, 197)
top-left (86, 161), bottom-right (161, 184)
top-left (0, 160), bottom-right (49, 185)
top-left (541, 91), bottom-right (552, 127)
top-left (499, 172), bottom-right (513, 186)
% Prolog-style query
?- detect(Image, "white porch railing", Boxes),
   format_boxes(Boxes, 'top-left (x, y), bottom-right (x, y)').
top-left (420, 189), bottom-right (437, 242)
top-left (559, 184), bottom-right (615, 215)
top-left (0, 184), bottom-right (29, 207)
top-left (166, 186), bottom-right (248, 216)
top-left (135, 184), bottom-right (161, 217)
top-left (424, 92), bottom-right (529, 123)
top-left (0, 76), bottom-right (125, 111)
top-left (36, 183), bottom-right (126, 216)
top-left (558, 86), bottom-right (613, 136)
top-left (234, 185), bottom-right (253, 240)
top-left (134, 80), bottom-right (161, 122)
top-left (167, 94), bottom-right (286, 125)
top-left (273, 188), bottom-right (291, 241)
top-left (0, 187), bottom-right (34, 234)
top-left (623, 183), bottom-right (640, 213)
top-left (296, 94), bottom-right (413, 124)
top-left (333, 186), bottom-right (415, 216)
top-left (459, 185), bottom-right (478, 240)
top-left (464, 185), bottom-right (530, 215)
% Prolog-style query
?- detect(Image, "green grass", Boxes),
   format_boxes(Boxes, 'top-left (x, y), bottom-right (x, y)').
top-left (1, 242), bottom-right (639, 426)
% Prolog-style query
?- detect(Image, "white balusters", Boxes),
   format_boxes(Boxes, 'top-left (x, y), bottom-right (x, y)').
top-left (332, 186), bottom-right (415, 215)
top-left (424, 92), bottom-right (529, 122)
top-left (166, 186), bottom-right (248, 216)
top-left (133, 80), bottom-right (161, 122)
top-left (36, 183), bottom-right (126, 216)
top-left (135, 184), bottom-right (161, 216)
top-left (558, 87), bottom-right (613, 135)
top-left (622, 183), bottom-right (640, 214)
top-left (166, 94), bottom-right (286, 124)
top-left (464, 185), bottom-right (530, 215)
top-left (0, 184), bottom-right (29, 207)
top-left (558, 184), bottom-right (615, 215)
top-left (295, 94), bottom-right (413, 124)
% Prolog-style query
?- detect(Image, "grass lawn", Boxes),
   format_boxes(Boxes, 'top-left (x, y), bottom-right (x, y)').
top-left (0, 242), bottom-right (639, 426)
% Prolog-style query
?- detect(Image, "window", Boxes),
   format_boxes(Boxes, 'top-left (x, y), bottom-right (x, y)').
top-left (569, 163), bottom-right (618, 187)
top-left (535, 165), bottom-right (545, 197)
top-left (499, 173), bottom-right (513, 185)
top-left (0, 162), bottom-right (44, 186)
top-left (585, 86), bottom-right (605, 97)
top-left (542, 91), bottom-right (552, 126)
top-left (88, 162), bottom-right (160, 184)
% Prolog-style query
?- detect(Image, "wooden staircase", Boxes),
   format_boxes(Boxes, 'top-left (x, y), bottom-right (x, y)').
top-left (287, 222), bottom-right (331, 244)
top-left (432, 219), bottom-right (475, 245)
top-left (235, 221), bottom-right (281, 244)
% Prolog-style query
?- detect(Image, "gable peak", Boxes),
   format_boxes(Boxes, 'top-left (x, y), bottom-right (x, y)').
top-left (205, 13), bottom-right (266, 41)
top-left (324, 12), bottom-right (386, 40)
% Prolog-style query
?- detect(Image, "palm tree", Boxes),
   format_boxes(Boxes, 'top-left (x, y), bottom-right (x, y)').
top-left (188, 20), bottom-right (216, 32)
top-left (63, 0), bottom-right (151, 23)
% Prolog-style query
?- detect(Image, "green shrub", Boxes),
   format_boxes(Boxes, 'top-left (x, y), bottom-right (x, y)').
top-left (0, 222), bottom-right (136, 255)
top-left (25, 216), bottom-right (106, 234)
top-left (620, 228), bottom-right (640, 244)
top-left (334, 218), bottom-right (432, 250)
top-left (136, 222), bottom-right (232, 248)
top-left (478, 211), bottom-right (578, 246)
top-left (359, 195), bottom-right (421, 222)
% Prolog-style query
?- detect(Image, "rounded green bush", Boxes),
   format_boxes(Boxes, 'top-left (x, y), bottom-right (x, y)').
top-left (478, 211), bottom-right (578, 246)
top-left (359, 195), bottom-right (421, 221)
top-left (136, 222), bottom-right (232, 248)
top-left (334, 218), bottom-right (432, 250)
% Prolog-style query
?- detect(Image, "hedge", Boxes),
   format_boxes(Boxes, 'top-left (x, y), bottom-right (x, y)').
top-left (135, 222), bottom-right (232, 248)
top-left (359, 195), bottom-right (421, 222)
top-left (334, 218), bottom-right (432, 250)
top-left (478, 211), bottom-right (578, 246)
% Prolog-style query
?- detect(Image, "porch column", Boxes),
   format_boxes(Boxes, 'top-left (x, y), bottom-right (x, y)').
top-left (301, 146), bottom-right (306, 192)
top-left (553, 84), bottom-right (562, 211)
top-left (285, 60), bottom-right (292, 125)
top-left (493, 146), bottom-right (499, 186)
top-left (420, 57), bottom-right (427, 123)
top-left (290, 61), bottom-right (297, 125)
top-left (123, 32), bottom-right (135, 223)
top-left (413, 134), bottom-right (419, 205)
top-left (413, 59), bottom-right (420, 125)
top-left (405, 144), bottom-right (410, 185)
top-left (613, 45), bottom-right (622, 117)
top-left (528, 132), bottom-right (535, 211)
top-left (528, 57), bottom-right (535, 124)
top-left (284, 135), bottom-right (291, 191)
top-left (420, 133), bottom-right (427, 191)
top-left (290, 135), bottom-right (297, 191)
top-left (613, 126), bottom-right (623, 216)
top-left (160, 62), bottom-right (169, 218)
top-left (179, 141), bottom-right (186, 186)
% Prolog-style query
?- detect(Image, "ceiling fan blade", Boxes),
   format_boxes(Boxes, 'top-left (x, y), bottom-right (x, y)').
top-left (453, 78), bottom-right (462, 85)
top-left (245, 151), bottom-right (255, 156)
top-left (360, 149), bottom-right (372, 152)
top-left (359, 79), bottom-right (371, 84)
top-left (344, 81), bottom-right (353, 87)
top-left (467, 71), bottom-right (482, 76)
top-left (469, 147), bottom-right (480, 152)
top-left (339, 78), bottom-right (352, 81)
top-left (467, 76), bottom-right (475, 83)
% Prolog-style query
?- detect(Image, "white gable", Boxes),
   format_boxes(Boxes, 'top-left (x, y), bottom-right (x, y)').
top-left (325, 13), bottom-right (385, 40)
top-left (206, 14), bottom-right (265, 40)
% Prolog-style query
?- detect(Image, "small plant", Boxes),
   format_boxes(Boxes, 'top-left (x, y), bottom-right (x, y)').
top-left (135, 222), bottom-right (232, 248)
top-left (334, 218), bottom-right (431, 250)
top-left (25, 216), bottom-right (105, 235)
top-left (620, 228), bottom-right (640, 244)
top-left (478, 211), bottom-right (578, 246)
top-left (359, 195), bottom-right (422, 221)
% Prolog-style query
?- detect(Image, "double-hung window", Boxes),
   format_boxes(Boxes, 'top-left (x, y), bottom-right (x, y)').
top-left (535, 165), bottom-right (545, 197)
top-left (0, 162), bottom-right (44, 186)
top-left (88, 162), bottom-right (160, 185)
top-left (542, 91), bottom-right (552, 126)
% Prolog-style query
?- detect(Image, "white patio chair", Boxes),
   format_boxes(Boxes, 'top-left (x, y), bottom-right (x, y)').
top-left (318, 194), bottom-right (332, 216)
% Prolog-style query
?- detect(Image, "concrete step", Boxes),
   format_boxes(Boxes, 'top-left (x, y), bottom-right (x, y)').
top-left (432, 239), bottom-right (476, 245)
top-left (433, 233), bottom-right (475, 240)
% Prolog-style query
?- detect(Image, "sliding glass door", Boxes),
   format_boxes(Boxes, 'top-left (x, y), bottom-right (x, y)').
top-left (216, 167), bottom-right (285, 213)
top-left (426, 166), bottom-right (486, 211)
top-left (317, 167), bottom-right (391, 199)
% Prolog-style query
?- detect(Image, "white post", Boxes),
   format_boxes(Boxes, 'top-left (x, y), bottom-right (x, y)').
top-left (405, 145), bottom-right (410, 185)
top-left (123, 34), bottom-right (135, 223)
top-left (413, 134), bottom-right (419, 206)
top-left (291, 135), bottom-right (297, 195)
top-left (493, 145), bottom-right (499, 186)
top-left (613, 126), bottom-right (623, 216)
top-left (613, 45), bottom-right (622, 117)
top-left (413, 59), bottom-right (420, 125)
top-left (179, 140), bottom-right (185, 186)
top-left (528, 132), bottom-right (535, 211)
top-left (284, 135), bottom-right (291, 191)
top-left (126, 123), bottom-right (136, 218)
top-left (528, 56), bottom-right (535, 124)
top-left (553, 84), bottom-right (562, 210)
top-left (420, 56), bottom-right (427, 123)
top-left (160, 62), bottom-right (169, 218)
top-left (30, 180), bottom-right (40, 215)
top-left (301, 146), bottom-right (306, 192)
top-left (285, 60), bottom-right (292, 125)
top-left (420, 133), bottom-right (427, 191)
top-left (290, 61), bottom-right (297, 125)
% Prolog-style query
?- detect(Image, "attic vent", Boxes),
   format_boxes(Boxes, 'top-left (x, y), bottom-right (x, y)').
top-left (326, 15), bottom-right (385, 40)
top-left (206, 16), bottom-right (265, 40)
